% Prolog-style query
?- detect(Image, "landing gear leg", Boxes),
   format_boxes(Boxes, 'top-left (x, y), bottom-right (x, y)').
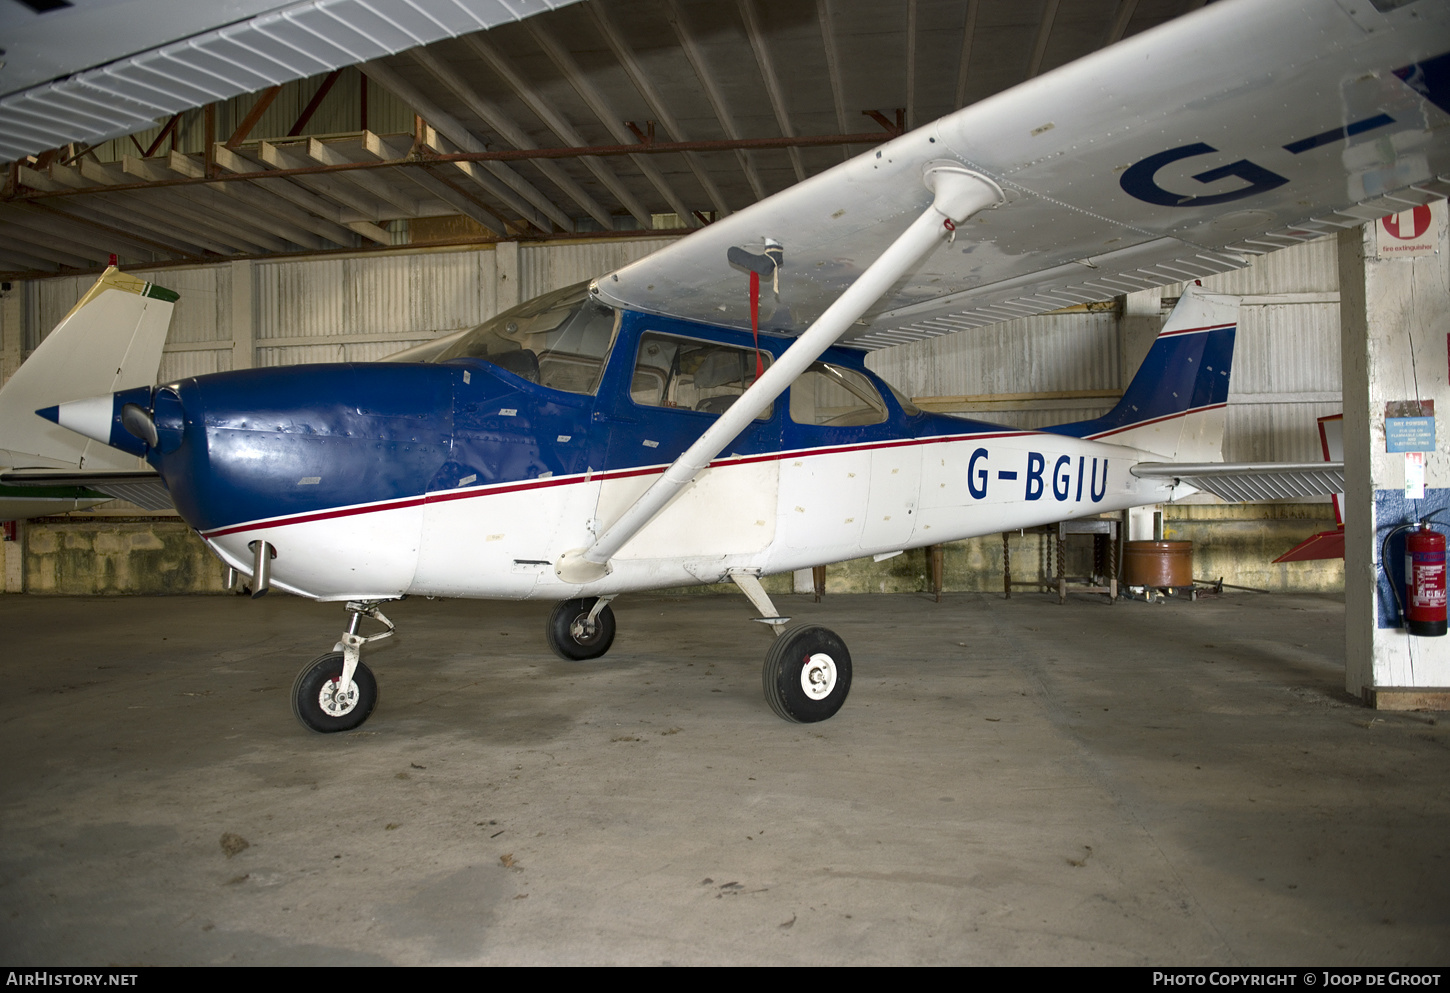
top-left (729, 571), bottom-right (852, 723)
top-left (291, 600), bottom-right (396, 734)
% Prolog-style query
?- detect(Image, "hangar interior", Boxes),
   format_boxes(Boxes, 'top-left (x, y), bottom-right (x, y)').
top-left (0, 233), bottom-right (1345, 598)
top-left (1, 0), bottom-right (1448, 967)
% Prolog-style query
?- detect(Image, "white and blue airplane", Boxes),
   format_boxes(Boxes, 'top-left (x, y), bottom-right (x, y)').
top-left (30, 0), bottom-right (1449, 732)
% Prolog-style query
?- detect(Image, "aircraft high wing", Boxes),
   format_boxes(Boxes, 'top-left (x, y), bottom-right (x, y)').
top-left (594, 0), bottom-right (1450, 348)
top-left (34, 0), bottom-right (1450, 735)
top-left (0, 268), bottom-right (175, 519)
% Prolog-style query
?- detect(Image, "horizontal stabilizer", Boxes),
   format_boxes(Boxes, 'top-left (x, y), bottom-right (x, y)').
top-left (1273, 528), bottom-right (1346, 563)
top-left (1131, 462), bottom-right (1345, 502)
top-left (0, 470), bottom-right (173, 511)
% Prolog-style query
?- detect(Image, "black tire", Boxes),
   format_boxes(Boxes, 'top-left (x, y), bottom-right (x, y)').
top-left (762, 625), bottom-right (852, 723)
top-left (291, 651), bottom-right (379, 734)
top-left (546, 598), bottom-right (616, 661)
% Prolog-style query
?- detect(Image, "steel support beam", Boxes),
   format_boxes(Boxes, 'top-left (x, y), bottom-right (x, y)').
top-left (402, 165), bottom-right (507, 237)
top-left (816, 0), bottom-right (850, 162)
top-left (463, 33), bottom-right (651, 229)
top-left (377, 55), bottom-right (585, 231)
top-left (287, 70), bottom-right (343, 137)
top-left (305, 136), bottom-right (419, 217)
top-left (213, 143), bottom-right (386, 245)
top-left (737, 0), bottom-right (805, 183)
top-left (666, 0), bottom-right (767, 201)
top-left (586, 2), bottom-right (731, 216)
top-left (227, 87), bottom-right (281, 148)
top-left (1028, 0), bottom-right (1062, 79)
top-left (525, 19), bottom-right (699, 226)
top-left (956, 0), bottom-right (980, 110)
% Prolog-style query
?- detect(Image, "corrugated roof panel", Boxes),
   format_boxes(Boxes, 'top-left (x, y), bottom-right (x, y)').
top-left (0, 0), bottom-right (586, 162)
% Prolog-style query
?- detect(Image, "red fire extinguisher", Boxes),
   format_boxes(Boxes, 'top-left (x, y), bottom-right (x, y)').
top-left (1404, 524), bottom-right (1447, 637)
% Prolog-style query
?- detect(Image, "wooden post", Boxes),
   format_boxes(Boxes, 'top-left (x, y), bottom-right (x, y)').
top-left (1002, 532), bottom-right (1011, 598)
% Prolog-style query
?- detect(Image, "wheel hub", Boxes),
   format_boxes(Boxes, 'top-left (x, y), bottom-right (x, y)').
top-left (569, 615), bottom-right (598, 643)
top-left (800, 653), bottom-right (837, 700)
top-left (319, 675), bottom-right (359, 717)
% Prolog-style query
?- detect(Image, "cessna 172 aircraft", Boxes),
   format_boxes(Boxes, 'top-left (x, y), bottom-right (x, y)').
top-left (28, 0), bottom-right (1450, 732)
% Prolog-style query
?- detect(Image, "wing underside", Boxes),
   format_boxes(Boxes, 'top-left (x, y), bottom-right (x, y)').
top-left (0, 470), bottom-right (174, 512)
top-left (592, 0), bottom-right (1450, 349)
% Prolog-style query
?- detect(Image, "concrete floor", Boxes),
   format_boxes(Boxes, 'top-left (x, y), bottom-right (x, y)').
top-left (0, 589), bottom-right (1445, 966)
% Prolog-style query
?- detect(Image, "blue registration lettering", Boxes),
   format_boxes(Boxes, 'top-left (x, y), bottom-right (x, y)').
top-left (968, 447), bottom-right (989, 500)
top-left (1053, 455), bottom-right (1072, 501)
top-left (1026, 452), bottom-right (1044, 500)
top-left (1091, 458), bottom-right (1108, 501)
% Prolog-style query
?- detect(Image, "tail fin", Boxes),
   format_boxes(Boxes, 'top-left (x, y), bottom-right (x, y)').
top-left (1045, 285), bottom-right (1238, 461)
top-left (0, 267), bottom-right (176, 470)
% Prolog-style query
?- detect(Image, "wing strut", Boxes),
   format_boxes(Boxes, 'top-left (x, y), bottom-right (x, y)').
top-left (555, 164), bottom-right (1004, 584)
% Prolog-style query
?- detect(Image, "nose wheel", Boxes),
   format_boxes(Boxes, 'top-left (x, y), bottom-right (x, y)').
top-left (292, 652), bottom-right (379, 733)
top-left (291, 600), bottom-right (395, 734)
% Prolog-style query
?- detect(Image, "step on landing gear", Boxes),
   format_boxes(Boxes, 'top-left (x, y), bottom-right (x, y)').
top-left (292, 600), bottom-right (396, 734)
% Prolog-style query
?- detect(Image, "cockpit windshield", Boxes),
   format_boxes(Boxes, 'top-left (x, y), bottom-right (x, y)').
top-left (433, 281), bottom-right (619, 396)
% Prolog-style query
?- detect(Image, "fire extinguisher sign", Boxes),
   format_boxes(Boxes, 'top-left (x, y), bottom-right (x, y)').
top-left (1376, 200), bottom-right (1445, 257)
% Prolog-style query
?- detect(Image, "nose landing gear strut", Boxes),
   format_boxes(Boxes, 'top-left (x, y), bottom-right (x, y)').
top-left (291, 600), bottom-right (396, 733)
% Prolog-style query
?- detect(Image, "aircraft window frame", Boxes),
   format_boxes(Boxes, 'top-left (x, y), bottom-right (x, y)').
top-left (432, 281), bottom-right (620, 397)
top-left (882, 380), bottom-right (922, 417)
top-left (630, 331), bottom-right (775, 420)
top-left (790, 362), bottom-right (889, 427)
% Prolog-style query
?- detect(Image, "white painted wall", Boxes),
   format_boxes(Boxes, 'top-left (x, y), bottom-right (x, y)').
top-left (1340, 214), bottom-right (1450, 699)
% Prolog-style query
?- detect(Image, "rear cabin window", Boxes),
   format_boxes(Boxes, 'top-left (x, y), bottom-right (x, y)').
top-left (434, 282), bottom-right (618, 396)
top-left (790, 363), bottom-right (889, 426)
top-left (631, 332), bottom-right (774, 420)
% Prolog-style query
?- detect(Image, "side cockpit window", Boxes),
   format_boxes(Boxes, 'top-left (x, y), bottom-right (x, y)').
top-left (434, 282), bottom-right (619, 396)
top-left (632, 332), bottom-right (773, 419)
top-left (790, 363), bottom-right (889, 426)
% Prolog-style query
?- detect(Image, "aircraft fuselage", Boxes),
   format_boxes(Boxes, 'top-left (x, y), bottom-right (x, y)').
top-left (132, 308), bottom-right (1172, 601)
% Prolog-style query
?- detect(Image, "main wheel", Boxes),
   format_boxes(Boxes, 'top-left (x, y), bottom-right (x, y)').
top-left (546, 598), bottom-right (616, 661)
top-left (762, 625), bottom-right (852, 723)
top-left (292, 652), bottom-right (379, 734)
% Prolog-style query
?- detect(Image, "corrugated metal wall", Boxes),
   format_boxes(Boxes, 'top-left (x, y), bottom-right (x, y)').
top-left (17, 234), bottom-right (1337, 473)
top-left (519, 238), bottom-right (676, 301)
top-left (866, 238), bottom-right (1342, 465)
top-left (253, 249), bottom-right (497, 368)
top-left (21, 237), bottom-right (683, 379)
